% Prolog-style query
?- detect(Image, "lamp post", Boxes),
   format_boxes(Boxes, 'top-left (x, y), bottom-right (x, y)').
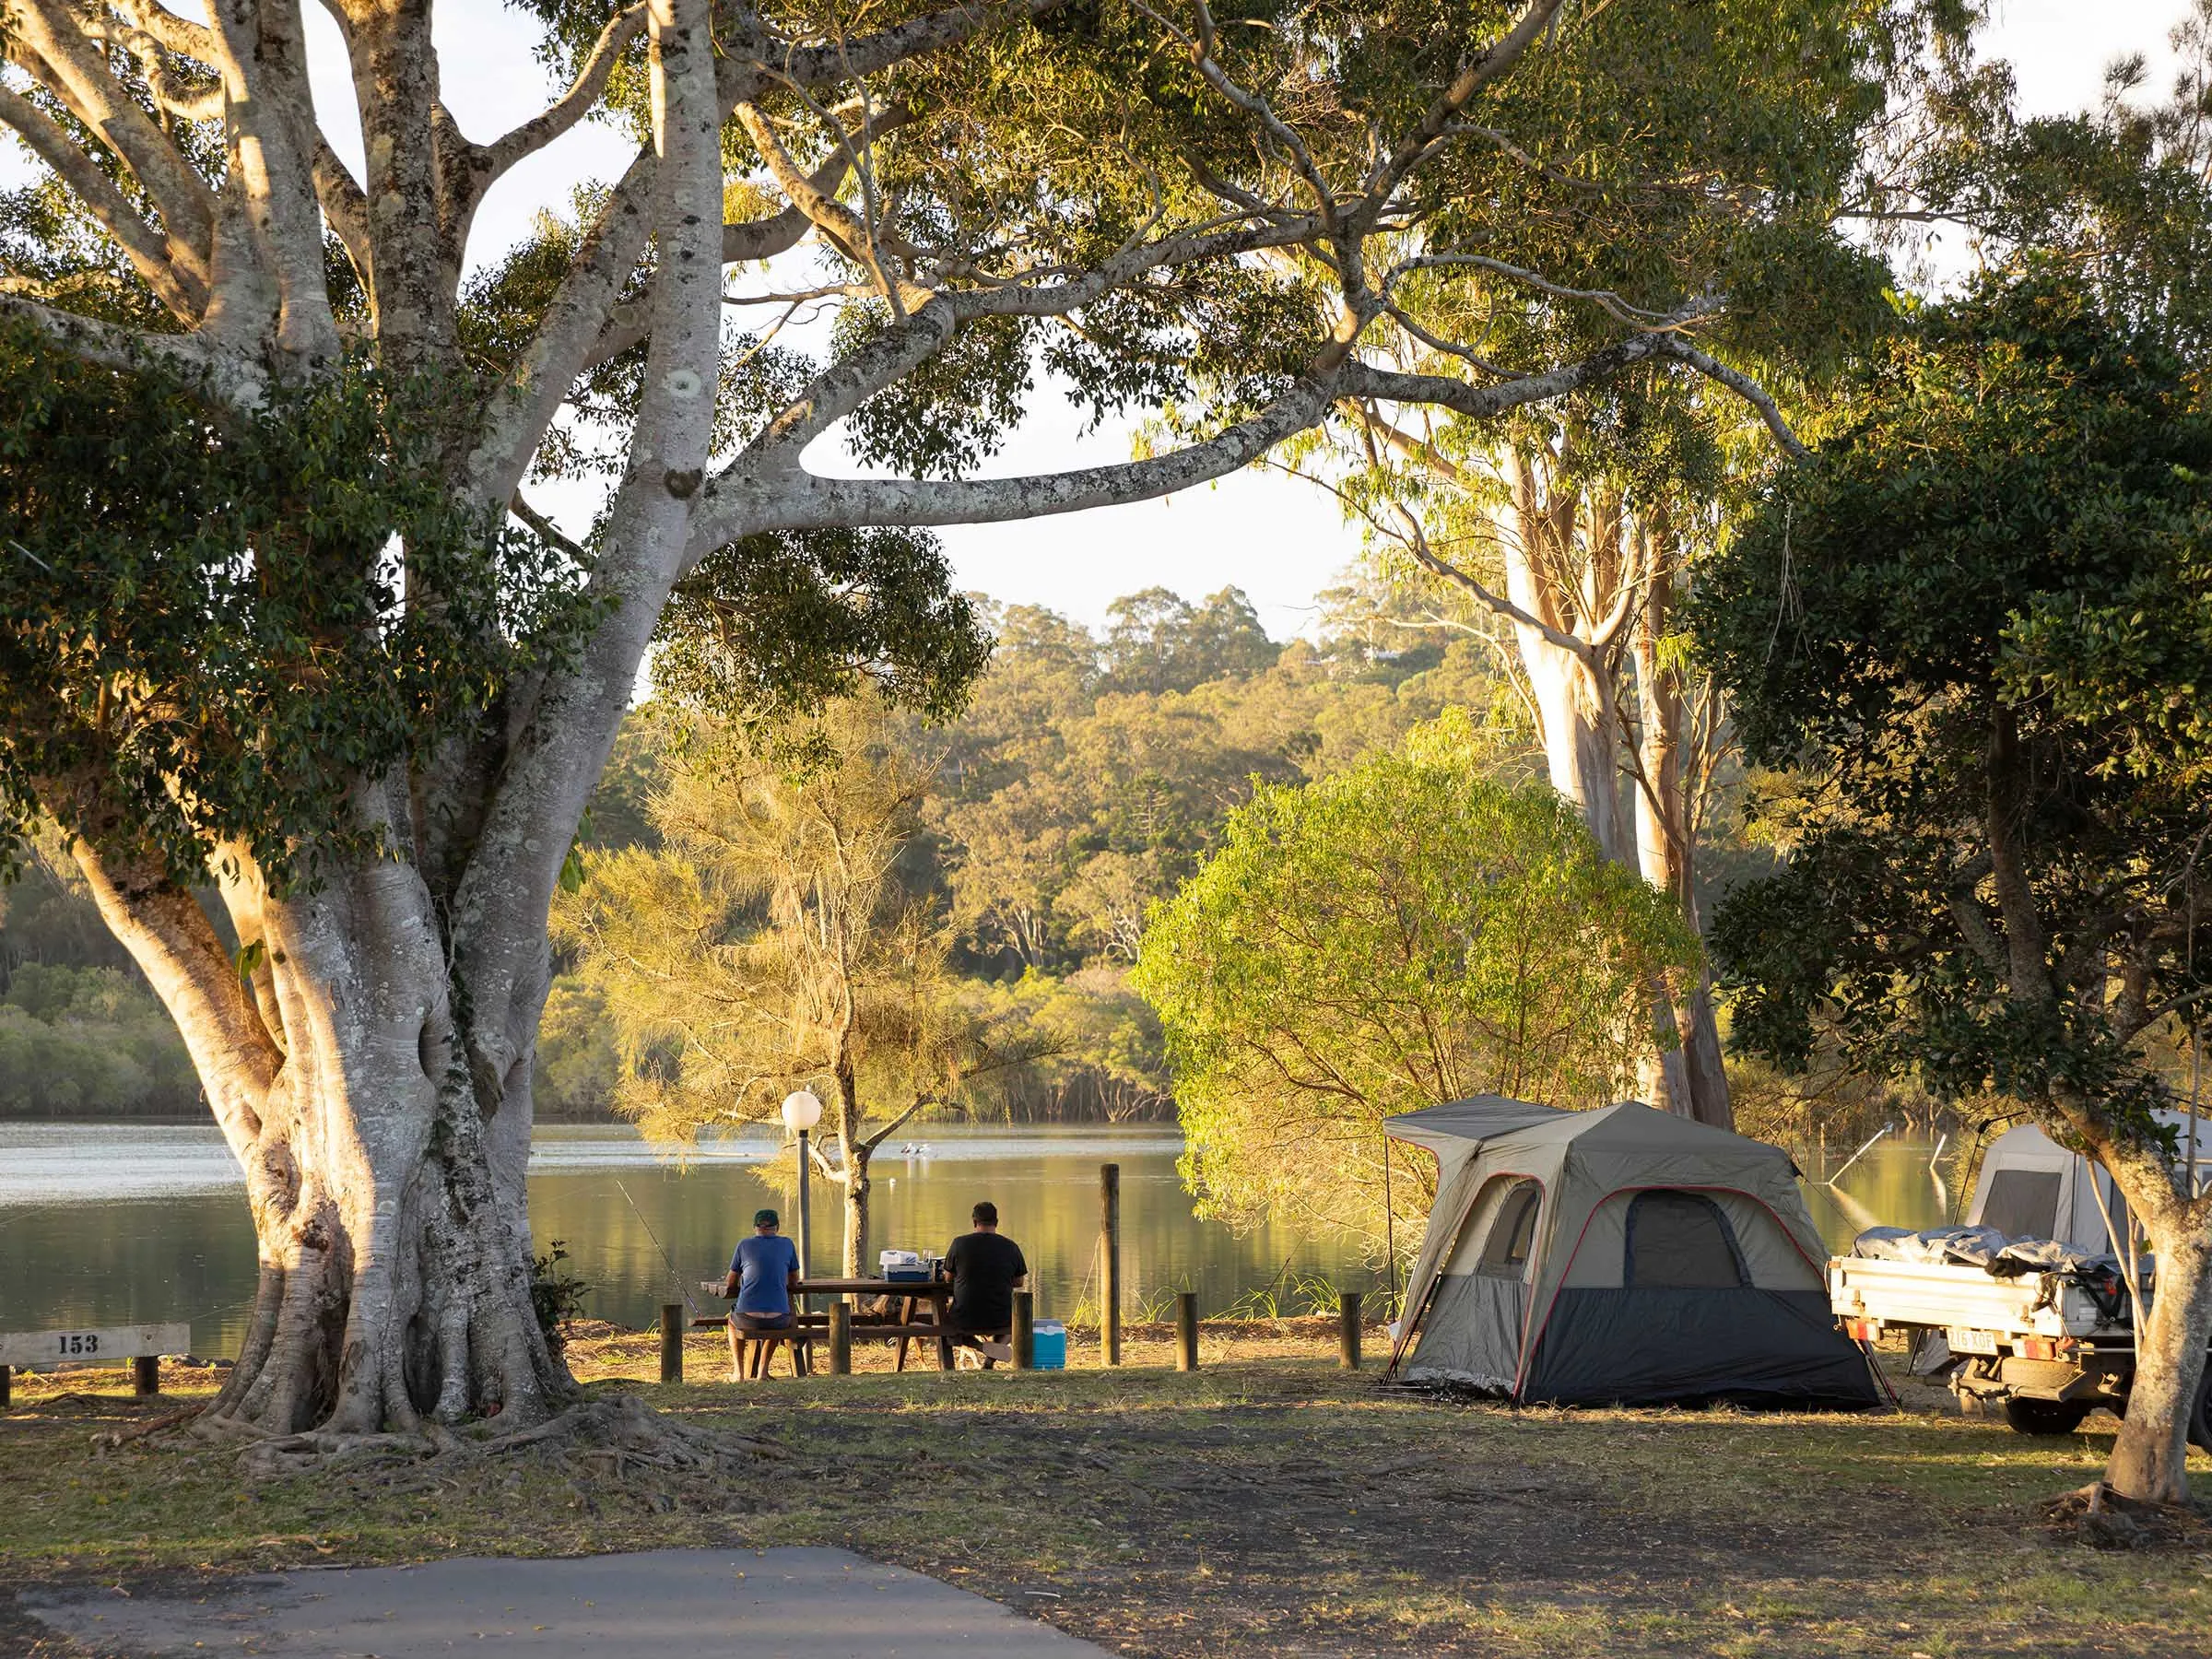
top-left (781, 1089), bottom-right (823, 1307)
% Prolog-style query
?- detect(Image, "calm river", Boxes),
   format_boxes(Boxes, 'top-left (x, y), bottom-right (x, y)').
top-left (0, 1121), bottom-right (1958, 1358)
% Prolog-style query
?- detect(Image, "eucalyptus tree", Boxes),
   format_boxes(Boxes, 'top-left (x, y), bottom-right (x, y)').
top-left (1248, 0), bottom-right (1931, 1128)
top-left (0, 0), bottom-right (1823, 1438)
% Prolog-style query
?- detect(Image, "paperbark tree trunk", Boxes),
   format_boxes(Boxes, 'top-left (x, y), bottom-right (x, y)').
top-left (830, 1063), bottom-right (877, 1278)
top-left (841, 1147), bottom-right (876, 1279)
top-left (1496, 459), bottom-right (1732, 1122)
top-left (1500, 469), bottom-right (1633, 866)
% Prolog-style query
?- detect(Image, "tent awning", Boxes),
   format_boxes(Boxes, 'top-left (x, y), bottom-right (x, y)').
top-left (1383, 1096), bottom-right (1573, 1155)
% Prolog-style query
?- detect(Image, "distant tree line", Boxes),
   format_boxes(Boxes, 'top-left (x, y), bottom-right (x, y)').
top-left (532, 584), bottom-right (1519, 1126)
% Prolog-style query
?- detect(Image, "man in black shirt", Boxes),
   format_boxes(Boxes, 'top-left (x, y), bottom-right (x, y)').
top-left (941, 1201), bottom-right (1028, 1366)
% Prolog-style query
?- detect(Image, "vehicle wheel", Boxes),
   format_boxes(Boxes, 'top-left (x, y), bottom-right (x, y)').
top-left (2190, 1365), bottom-right (2212, 1454)
top-left (2003, 1397), bottom-right (2090, 1437)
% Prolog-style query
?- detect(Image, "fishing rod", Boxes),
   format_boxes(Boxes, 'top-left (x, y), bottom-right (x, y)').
top-left (612, 1176), bottom-right (701, 1315)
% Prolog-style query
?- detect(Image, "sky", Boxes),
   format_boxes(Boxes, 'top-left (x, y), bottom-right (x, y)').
top-left (16, 1), bottom-right (2204, 637)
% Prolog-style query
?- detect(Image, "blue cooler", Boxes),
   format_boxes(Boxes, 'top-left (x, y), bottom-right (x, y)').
top-left (1030, 1319), bottom-right (1066, 1370)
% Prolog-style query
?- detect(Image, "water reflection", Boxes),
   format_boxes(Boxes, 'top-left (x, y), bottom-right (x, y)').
top-left (0, 1124), bottom-right (1381, 1356)
top-left (1798, 1135), bottom-right (1960, 1247)
top-left (0, 1121), bottom-right (1966, 1359)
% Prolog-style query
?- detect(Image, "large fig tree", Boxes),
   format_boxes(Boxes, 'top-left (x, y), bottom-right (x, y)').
top-left (0, 0), bottom-right (1818, 1437)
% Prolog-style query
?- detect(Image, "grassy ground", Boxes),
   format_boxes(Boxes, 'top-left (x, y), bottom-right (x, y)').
top-left (3, 1322), bottom-right (2209, 1658)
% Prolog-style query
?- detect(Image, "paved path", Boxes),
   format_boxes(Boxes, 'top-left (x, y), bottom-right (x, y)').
top-left (22, 1547), bottom-right (1107, 1656)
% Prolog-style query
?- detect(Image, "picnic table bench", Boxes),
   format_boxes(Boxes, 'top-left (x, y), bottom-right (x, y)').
top-left (691, 1278), bottom-right (961, 1377)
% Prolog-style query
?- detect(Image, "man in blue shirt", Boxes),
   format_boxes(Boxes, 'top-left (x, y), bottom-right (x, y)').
top-left (721, 1208), bottom-right (802, 1378)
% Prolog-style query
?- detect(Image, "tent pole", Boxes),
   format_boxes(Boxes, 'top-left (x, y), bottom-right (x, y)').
top-left (1382, 1131), bottom-right (1398, 1310)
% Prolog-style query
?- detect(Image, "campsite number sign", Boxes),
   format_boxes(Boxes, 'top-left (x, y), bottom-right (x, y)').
top-left (0, 1323), bottom-right (192, 1368)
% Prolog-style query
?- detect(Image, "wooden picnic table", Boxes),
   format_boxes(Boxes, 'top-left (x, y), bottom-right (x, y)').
top-left (798, 1278), bottom-right (955, 1372)
top-left (700, 1277), bottom-right (960, 1372)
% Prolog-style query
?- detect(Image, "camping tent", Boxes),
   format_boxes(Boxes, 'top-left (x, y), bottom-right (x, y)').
top-left (1384, 1097), bottom-right (1878, 1407)
top-left (1967, 1109), bottom-right (2211, 1253)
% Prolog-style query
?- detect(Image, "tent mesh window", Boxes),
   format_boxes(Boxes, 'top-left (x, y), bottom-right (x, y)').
top-left (1980, 1169), bottom-right (2063, 1240)
top-left (1477, 1179), bottom-right (1542, 1277)
top-left (1623, 1191), bottom-right (1749, 1288)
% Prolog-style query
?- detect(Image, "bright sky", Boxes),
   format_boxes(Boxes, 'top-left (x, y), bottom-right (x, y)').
top-left (19, 2), bottom-right (2204, 636)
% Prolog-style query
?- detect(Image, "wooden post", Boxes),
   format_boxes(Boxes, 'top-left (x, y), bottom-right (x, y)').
top-left (1, 1364), bottom-right (10, 1410)
top-left (1100, 1162), bottom-right (1122, 1367)
top-left (659, 1304), bottom-right (683, 1384)
top-left (1012, 1290), bottom-right (1035, 1371)
top-left (133, 1355), bottom-right (159, 1396)
top-left (829, 1302), bottom-right (852, 1376)
top-left (1174, 1292), bottom-right (1198, 1371)
top-left (1338, 1292), bottom-right (1362, 1371)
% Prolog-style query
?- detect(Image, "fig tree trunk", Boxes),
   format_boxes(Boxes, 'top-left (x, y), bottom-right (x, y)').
top-left (77, 841), bottom-right (576, 1434)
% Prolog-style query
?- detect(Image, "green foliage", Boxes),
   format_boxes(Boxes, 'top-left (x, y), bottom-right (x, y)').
top-left (531, 979), bottom-right (622, 1121)
top-left (0, 331), bottom-right (586, 885)
top-left (933, 594), bottom-right (1505, 977)
top-left (540, 587), bottom-right (1514, 1125)
top-left (1699, 275), bottom-right (2212, 1138)
top-left (1135, 712), bottom-right (1697, 1236)
top-left (653, 526), bottom-right (991, 728)
top-left (551, 696), bottom-right (999, 1146)
top-left (1100, 587), bottom-right (1276, 696)
top-left (957, 965), bottom-right (1170, 1121)
top-left (527, 1241), bottom-right (591, 1354)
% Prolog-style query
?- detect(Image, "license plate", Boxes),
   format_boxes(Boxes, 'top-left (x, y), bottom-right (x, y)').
top-left (1947, 1327), bottom-right (2001, 1356)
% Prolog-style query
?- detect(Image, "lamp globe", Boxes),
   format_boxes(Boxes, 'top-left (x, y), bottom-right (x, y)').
top-left (780, 1089), bottom-right (824, 1134)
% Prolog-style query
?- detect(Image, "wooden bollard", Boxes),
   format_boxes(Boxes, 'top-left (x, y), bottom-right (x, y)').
top-left (659, 1303), bottom-right (683, 1384)
top-left (829, 1302), bottom-right (852, 1375)
top-left (1100, 1162), bottom-right (1122, 1367)
top-left (133, 1355), bottom-right (159, 1396)
top-left (1012, 1289), bottom-right (1035, 1371)
top-left (0, 1363), bottom-right (11, 1410)
top-left (1338, 1291), bottom-right (1362, 1370)
top-left (1174, 1292), bottom-right (1198, 1371)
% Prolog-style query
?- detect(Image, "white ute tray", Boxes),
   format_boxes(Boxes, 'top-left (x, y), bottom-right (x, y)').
top-left (1829, 1255), bottom-right (2114, 1340)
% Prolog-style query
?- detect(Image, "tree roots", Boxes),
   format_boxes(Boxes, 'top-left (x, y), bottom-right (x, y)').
top-left (192, 1394), bottom-right (786, 1483)
top-left (90, 1391), bottom-right (785, 1502)
top-left (2041, 1481), bottom-right (2211, 1549)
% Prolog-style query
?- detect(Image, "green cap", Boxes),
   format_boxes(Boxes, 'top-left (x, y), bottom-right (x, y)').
top-left (753, 1208), bottom-right (779, 1228)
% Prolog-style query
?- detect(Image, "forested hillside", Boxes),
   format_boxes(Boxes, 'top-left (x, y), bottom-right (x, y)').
top-left (537, 585), bottom-right (1517, 1123)
top-left (0, 832), bottom-right (205, 1116)
top-left (0, 582), bottom-right (1501, 1123)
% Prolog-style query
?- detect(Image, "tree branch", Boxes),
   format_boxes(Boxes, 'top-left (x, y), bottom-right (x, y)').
top-left (1647, 335), bottom-right (1809, 458)
top-left (1361, 0), bottom-right (1566, 206)
top-left (0, 82), bottom-right (206, 317)
top-left (732, 101), bottom-right (921, 314)
top-left (479, 3), bottom-right (647, 186)
top-left (695, 373), bottom-right (1334, 548)
top-left (0, 290), bottom-right (266, 401)
top-left (5, 0), bottom-right (217, 260)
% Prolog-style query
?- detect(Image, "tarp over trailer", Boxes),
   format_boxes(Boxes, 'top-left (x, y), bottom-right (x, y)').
top-left (1385, 1097), bottom-right (1879, 1407)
